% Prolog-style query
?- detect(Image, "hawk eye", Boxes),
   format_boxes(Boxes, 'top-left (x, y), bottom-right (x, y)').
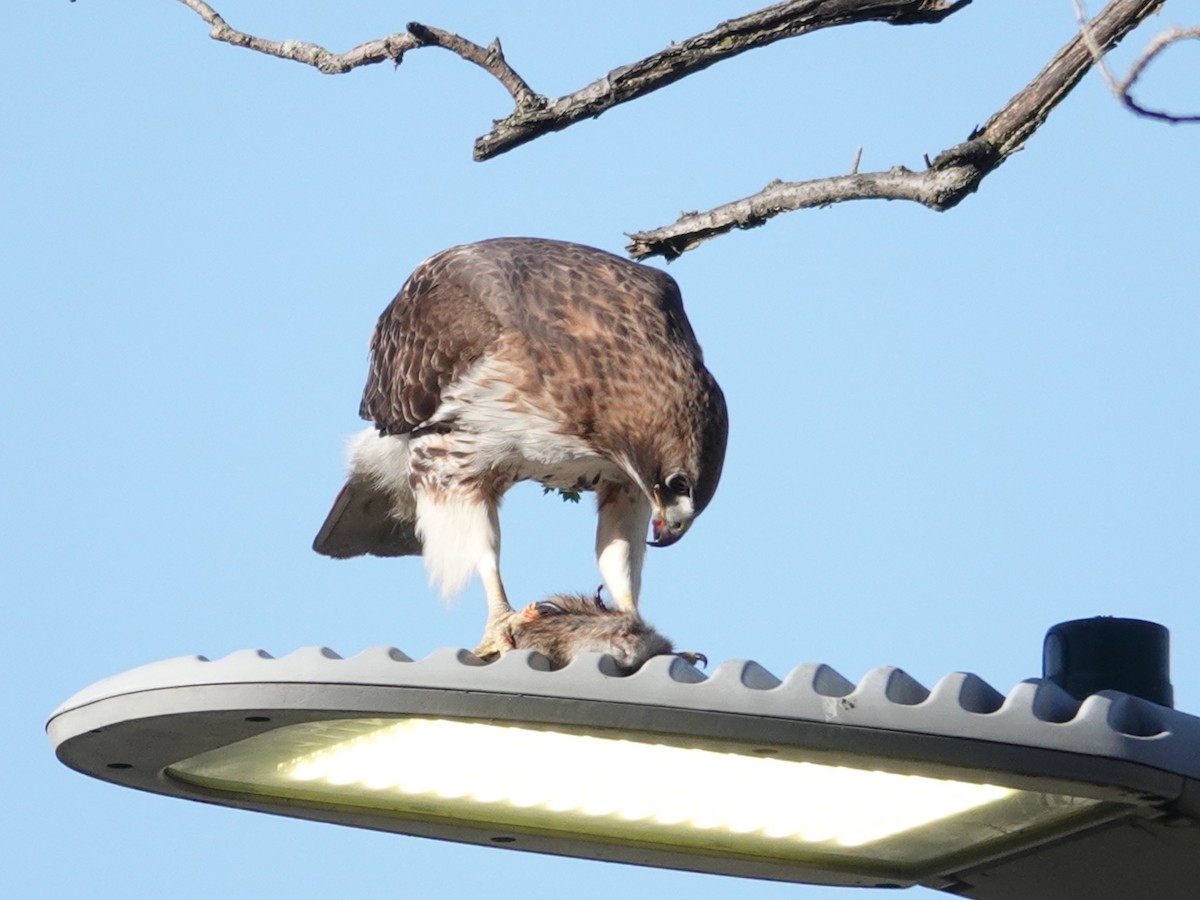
top-left (664, 474), bottom-right (690, 495)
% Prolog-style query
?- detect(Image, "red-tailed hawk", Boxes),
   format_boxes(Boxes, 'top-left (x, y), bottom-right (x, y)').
top-left (314, 237), bottom-right (728, 658)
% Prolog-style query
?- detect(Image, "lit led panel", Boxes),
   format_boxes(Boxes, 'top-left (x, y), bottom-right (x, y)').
top-left (168, 716), bottom-right (1101, 873)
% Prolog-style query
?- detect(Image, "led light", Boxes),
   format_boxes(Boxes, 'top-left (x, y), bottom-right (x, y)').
top-left (167, 717), bottom-right (1100, 871)
top-left (278, 720), bottom-right (1013, 843)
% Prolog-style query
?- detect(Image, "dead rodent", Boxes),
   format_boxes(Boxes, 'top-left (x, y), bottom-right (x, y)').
top-left (498, 592), bottom-right (706, 672)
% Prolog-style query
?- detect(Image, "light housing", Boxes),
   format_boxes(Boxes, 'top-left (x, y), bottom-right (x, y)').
top-left (48, 643), bottom-right (1200, 897)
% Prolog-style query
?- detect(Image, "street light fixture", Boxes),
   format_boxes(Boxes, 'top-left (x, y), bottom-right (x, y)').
top-left (48, 619), bottom-right (1200, 897)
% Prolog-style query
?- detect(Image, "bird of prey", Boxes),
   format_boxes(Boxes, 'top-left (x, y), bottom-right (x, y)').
top-left (313, 237), bottom-right (728, 658)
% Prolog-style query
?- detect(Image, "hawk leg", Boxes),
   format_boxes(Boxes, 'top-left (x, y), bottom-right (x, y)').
top-left (595, 483), bottom-right (652, 613)
top-left (472, 562), bottom-right (522, 661)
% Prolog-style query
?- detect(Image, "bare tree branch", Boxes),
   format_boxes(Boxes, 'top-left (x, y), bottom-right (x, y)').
top-left (473, 0), bottom-right (974, 160)
top-left (627, 0), bottom-right (1164, 260)
top-left (173, 0), bottom-right (540, 108)
top-left (405, 24), bottom-right (544, 111)
top-left (168, 0), bottom-right (1184, 260)
top-left (172, 0), bottom-right (972, 158)
top-left (1074, 0), bottom-right (1200, 123)
top-left (175, 0), bottom-right (419, 73)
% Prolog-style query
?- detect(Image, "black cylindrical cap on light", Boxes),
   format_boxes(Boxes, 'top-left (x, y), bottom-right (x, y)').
top-left (1043, 617), bottom-right (1173, 708)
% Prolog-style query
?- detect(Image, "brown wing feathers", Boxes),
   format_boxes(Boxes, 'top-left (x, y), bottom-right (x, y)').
top-left (359, 250), bottom-right (502, 435)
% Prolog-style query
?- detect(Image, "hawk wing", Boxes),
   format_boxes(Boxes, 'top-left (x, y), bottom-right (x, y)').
top-left (360, 246), bottom-right (503, 435)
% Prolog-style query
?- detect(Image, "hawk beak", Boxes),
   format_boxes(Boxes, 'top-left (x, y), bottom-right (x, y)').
top-left (649, 518), bottom-right (688, 547)
top-left (648, 484), bottom-right (689, 547)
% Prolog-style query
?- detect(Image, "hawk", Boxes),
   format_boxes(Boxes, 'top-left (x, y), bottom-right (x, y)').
top-left (313, 237), bottom-right (728, 658)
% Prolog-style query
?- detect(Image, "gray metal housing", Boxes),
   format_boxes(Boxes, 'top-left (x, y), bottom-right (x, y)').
top-left (48, 646), bottom-right (1200, 897)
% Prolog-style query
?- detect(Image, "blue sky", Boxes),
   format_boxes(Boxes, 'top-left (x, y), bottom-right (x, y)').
top-left (7, 2), bottom-right (1199, 898)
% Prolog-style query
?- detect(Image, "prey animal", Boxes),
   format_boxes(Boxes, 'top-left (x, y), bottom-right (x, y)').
top-left (313, 237), bottom-right (728, 658)
top-left (506, 592), bottom-right (705, 672)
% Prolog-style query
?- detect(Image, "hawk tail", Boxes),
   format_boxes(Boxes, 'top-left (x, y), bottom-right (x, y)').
top-left (312, 429), bottom-right (422, 559)
top-left (311, 476), bottom-right (422, 559)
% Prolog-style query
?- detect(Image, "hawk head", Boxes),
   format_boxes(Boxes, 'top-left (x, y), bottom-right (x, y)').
top-left (646, 377), bottom-right (728, 548)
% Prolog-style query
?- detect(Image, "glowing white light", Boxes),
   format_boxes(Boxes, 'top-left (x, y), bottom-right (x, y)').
top-left (275, 719), bottom-right (1013, 847)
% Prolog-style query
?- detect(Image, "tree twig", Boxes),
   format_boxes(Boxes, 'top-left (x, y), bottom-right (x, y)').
top-left (173, 0), bottom-right (538, 108)
top-left (627, 0), bottom-right (1164, 260)
top-left (175, 0), bottom-right (419, 73)
top-left (1073, 0), bottom-right (1200, 124)
top-left (405, 24), bottom-right (543, 111)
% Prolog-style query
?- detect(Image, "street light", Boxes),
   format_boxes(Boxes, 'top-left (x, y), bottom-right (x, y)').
top-left (48, 619), bottom-right (1200, 898)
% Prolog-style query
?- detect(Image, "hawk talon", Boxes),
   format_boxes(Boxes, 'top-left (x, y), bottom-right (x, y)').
top-left (470, 642), bottom-right (504, 663)
top-left (675, 651), bottom-right (708, 668)
top-left (473, 611), bottom-right (522, 661)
